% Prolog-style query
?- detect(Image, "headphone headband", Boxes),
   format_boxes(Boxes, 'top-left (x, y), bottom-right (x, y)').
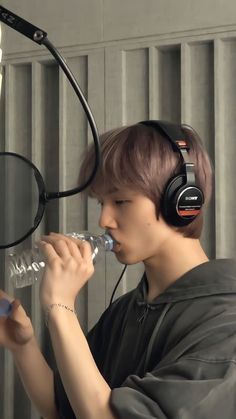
top-left (140, 120), bottom-right (189, 153)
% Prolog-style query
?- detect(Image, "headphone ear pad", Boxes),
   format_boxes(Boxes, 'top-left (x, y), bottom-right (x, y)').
top-left (162, 175), bottom-right (185, 226)
top-left (162, 175), bottom-right (203, 227)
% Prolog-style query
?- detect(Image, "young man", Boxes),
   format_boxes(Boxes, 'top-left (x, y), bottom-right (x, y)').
top-left (1, 120), bottom-right (236, 419)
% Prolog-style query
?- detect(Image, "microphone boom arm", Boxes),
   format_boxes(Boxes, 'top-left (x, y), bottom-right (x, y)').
top-left (0, 5), bottom-right (47, 44)
top-left (0, 5), bottom-right (101, 199)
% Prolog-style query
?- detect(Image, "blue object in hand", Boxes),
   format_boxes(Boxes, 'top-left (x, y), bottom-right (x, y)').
top-left (0, 299), bottom-right (12, 316)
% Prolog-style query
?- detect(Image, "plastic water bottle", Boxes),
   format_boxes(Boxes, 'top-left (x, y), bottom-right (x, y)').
top-left (7, 232), bottom-right (114, 288)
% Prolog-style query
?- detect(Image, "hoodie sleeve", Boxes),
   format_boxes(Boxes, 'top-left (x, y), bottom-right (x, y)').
top-left (111, 358), bottom-right (236, 419)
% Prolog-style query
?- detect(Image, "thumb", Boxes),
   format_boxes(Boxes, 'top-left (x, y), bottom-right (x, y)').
top-left (9, 299), bottom-right (28, 324)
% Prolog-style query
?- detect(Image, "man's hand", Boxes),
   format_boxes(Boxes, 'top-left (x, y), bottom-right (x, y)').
top-left (0, 290), bottom-right (34, 352)
top-left (39, 233), bottom-right (94, 309)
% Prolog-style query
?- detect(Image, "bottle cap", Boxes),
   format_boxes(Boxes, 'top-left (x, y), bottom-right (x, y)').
top-left (103, 234), bottom-right (114, 251)
top-left (0, 298), bottom-right (12, 316)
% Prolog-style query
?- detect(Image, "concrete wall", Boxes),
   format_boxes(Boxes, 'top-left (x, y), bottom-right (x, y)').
top-left (1, 1), bottom-right (236, 418)
top-left (2, 0), bottom-right (236, 53)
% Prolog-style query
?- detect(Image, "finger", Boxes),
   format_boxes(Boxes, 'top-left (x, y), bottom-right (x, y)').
top-left (44, 232), bottom-right (72, 241)
top-left (9, 299), bottom-right (29, 325)
top-left (0, 289), bottom-right (13, 303)
top-left (42, 234), bottom-right (82, 250)
top-left (47, 232), bottom-right (84, 246)
top-left (66, 239), bottom-right (86, 262)
top-left (41, 234), bottom-right (87, 263)
top-left (52, 239), bottom-right (72, 259)
top-left (41, 240), bottom-right (78, 263)
top-left (80, 241), bottom-right (93, 262)
top-left (39, 241), bottom-right (60, 262)
top-left (41, 234), bottom-right (63, 244)
top-left (48, 232), bottom-right (67, 241)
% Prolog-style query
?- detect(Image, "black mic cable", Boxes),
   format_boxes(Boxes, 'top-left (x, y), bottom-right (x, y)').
top-left (109, 264), bottom-right (127, 307)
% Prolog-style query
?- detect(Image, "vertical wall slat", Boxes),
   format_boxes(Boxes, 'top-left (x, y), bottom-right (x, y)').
top-left (59, 55), bottom-right (89, 331)
top-left (103, 48), bottom-right (128, 314)
top-left (181, 42), bottom-right (215, 258)
top-left (31, 61), bottom-right (44, 419)
top-left (181, 43), bottom-right (191, 122)
top-left (42, 63), bottom-right (60, 234)
top-left (215, 39), bottom-right (236, 257)
top-left (0, 58), bottom-right (6, 419)
top-left (105, 47), bottom-right (125, 128)
top-left (214, 39), bottom-right (226, 258)
top-left (87, 50), bottom-right (107, 327)
top-left (104, 46), bottom-right (147, 310)
top-left (58, 56), bottom-right (86, 244)
top-left (2, 64), bottom-right (15, 419)
top-left (3, 63), bottom-right (33, 418)
top-left (10, 63), bottom-right (33, 419)
top-left (149, 46), bottom-right (159, 119)
top-left (58, 69), bottom-right (68, 232)
top-left (0, 66), bottom-right (5, 150)
top-left (123, 47), bottom-right (149, 124)
top-left (156, 46), bottom-right (181, 123)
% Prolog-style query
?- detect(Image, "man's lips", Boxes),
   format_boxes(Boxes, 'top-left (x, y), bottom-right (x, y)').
top-left (112, 242), bottom-right (121, 252)
top-left (107, 233), bottom-right (120, 252)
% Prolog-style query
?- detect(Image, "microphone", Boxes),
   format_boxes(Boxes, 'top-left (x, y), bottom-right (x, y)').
top-left (0, 5), bottom-right (47, 44)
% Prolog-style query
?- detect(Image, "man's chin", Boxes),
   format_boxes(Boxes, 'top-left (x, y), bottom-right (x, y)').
top-left (115, 252), bottom-right (140, 265)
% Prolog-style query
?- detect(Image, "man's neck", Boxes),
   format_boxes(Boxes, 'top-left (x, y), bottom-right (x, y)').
top-left (144, 236), bottom-right (209, 302)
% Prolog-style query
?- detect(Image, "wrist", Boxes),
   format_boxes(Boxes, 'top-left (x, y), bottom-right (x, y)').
top-left (44, 302), bottom-right (77, 327)
top-left (40, 294), bottom-right (75, 312)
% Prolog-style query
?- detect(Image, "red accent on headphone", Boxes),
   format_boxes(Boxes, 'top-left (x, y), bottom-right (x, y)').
top-left (178, 209), bottom-right (201, 216)
top-left (175, 140), bottom-right (188, 148)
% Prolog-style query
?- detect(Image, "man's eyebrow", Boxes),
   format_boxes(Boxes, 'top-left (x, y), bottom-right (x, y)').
top-left (100, 187), bottom-right (120, 196)
top-left (108, 187), bottom-right (120, 193)
top-left (94, 188), bottom-right (119, 200)
top-left (95, 188), bottom-right (129, 200)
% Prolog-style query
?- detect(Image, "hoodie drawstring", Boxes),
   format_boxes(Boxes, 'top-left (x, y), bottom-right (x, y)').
top-left (143, 302), bottom-right (172, 372)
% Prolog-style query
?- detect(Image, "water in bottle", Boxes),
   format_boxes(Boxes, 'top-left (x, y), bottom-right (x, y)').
top-left (7, 232), bottom-right (114, 288)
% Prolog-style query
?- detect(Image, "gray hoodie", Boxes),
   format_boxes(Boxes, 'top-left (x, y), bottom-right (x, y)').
top-left (55, 259), bottom-right (236, 418)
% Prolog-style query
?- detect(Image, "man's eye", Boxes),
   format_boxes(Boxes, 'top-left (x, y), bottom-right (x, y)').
top-left (115, 200), bottom-right (128, 205)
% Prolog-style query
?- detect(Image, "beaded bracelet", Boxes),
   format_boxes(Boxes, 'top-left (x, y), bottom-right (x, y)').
top-left (45, 303), bottom-right (77, 327)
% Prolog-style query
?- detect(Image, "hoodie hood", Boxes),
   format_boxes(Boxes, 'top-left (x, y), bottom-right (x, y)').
top-left (136, 259), bottom-right (236, 305)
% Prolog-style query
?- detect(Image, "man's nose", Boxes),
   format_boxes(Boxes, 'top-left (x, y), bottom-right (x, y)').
top-left (98, 206), bottom-right (117, 229)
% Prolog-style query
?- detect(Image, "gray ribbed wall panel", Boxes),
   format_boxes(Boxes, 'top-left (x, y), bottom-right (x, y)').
top-left (0, 28), bottom-right (236, 418)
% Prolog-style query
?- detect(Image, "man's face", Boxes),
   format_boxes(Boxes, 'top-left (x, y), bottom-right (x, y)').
top-left (97, 188), bottom-right (171, 265)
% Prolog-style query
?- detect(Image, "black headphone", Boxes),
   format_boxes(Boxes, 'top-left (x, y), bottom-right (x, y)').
top-left (140, 120), bottom-right (204, 227)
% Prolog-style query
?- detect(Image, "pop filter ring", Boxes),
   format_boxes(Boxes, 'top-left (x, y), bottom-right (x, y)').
top-left (0, 152), bottom-right (46, 249)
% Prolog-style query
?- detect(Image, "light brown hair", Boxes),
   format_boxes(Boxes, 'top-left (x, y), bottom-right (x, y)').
top-left (79, 122), bottom-right (213, 238)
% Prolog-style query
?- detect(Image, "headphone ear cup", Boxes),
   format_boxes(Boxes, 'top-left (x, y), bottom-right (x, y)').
top-left (162, 175), bottom-right (204, 227)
